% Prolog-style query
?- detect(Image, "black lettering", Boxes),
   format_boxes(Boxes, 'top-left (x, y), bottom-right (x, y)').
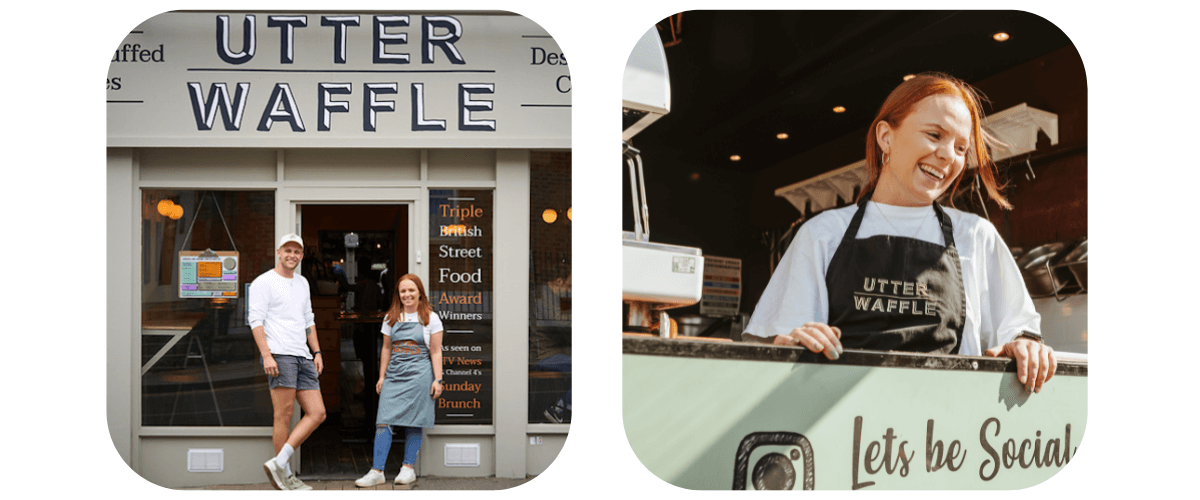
top-left (458, 83), bottom-right (496, 131)
top-left (422, 16), bottom-right (465, 64)
top-left (257, 83), bottom-right (305, 132)
top-left (556, 75), bottom-right (571, 93)
top-left (851, 416), bottom-right (874, 490)
top-left (363, 82), bottom-right (398, 132)
top-left (188, 82), bottom-right (250, 131)
top-left (216, 15), bottom-right (256, 65)
top-left (532, 47), bottom-right (546, 64)
top-left (317, 82), bottom-right (352, 131)
top-left (321, 15), bottom-right (360, 64)
top-left (373, 15), bottom-right (410, 64)
top-left (411, 83), bottom-right (447, 131)
top-left (267, 15), bottom-right (307, 64)
top-left (979, 417), bottom-right (1000, 481)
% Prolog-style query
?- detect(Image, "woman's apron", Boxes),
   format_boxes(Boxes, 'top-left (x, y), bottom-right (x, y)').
top-left (376, 317), bottom-right (435, 428)
top-left (824, 197), bottom-right (967, 354)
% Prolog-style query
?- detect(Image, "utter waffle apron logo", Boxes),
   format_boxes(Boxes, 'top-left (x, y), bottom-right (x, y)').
top-left (392, 339), bottom-right (422, 355)
top-left (853, 278), bottom-right (938, 316)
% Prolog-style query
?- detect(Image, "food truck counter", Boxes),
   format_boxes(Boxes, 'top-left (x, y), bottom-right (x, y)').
top-left (622, 335), bottom-right (1087, 490)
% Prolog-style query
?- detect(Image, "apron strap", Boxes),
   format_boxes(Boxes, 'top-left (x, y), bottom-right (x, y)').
top-left (841, 196), bottom-right (873, 244)
top-left (930, 201), bottom-right (956, 249)
top-left (844, 194), bottom-right (958, 249)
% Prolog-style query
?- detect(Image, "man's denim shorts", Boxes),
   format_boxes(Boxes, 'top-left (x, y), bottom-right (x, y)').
top-left (266, 354), bottom-right (321, 391)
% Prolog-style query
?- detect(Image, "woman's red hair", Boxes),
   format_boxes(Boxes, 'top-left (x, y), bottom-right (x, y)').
top-left (859, 72), bottom-right (1011, 210)
top-left (385, 273), bottom-right (432, 327)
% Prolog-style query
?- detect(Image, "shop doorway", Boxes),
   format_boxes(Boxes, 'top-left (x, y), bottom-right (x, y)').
top-left (295, 203), bottom-right (414, 478)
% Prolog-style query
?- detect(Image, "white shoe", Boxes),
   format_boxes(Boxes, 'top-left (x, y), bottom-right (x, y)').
top-left (395, 466), bottom-right (416, 485)
top-left (285, 472), bottom-right (313, 490)
top-left (263, 459), bottom-right (288, 490)
top-left (355, 469), bottom-right (386, 488)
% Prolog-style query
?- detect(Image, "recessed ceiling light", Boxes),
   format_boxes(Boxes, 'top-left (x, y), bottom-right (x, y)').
top-left (903, 74), bottom-right (916, 81)
top-left (776, 133), bottom-right (788, 140)
top-left (730, 155), bottom-right (742, 161)
top-left (833, 106), bottom-right (846, 113)
top-left (993, 32), bottom-right (1010, 42)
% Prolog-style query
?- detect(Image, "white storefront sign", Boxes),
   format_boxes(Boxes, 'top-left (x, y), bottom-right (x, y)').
top-left (107, 11), bottom-right (570, 148)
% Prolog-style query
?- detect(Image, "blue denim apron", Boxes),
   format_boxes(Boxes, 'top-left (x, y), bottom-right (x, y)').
top-left (376, 317), bottom-right (435, 428)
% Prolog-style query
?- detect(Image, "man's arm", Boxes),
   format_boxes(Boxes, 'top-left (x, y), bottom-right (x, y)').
top-left (252, 325), bottom-right (278, 377)
top-left (307, 326), bottom-right (323, 375)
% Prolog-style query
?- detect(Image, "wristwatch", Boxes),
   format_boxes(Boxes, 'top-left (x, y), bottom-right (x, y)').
top-left (434, 379), bottom-right (443, 384)
top-left (1015, 332), bottom-right (1044, 343)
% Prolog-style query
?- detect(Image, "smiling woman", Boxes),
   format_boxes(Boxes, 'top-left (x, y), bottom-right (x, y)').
top-left (745, 73), bottom-right (1057, 394)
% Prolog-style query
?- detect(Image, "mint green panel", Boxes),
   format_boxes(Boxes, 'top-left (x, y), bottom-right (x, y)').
top-left (623, 351), bottom-right (1086, 490)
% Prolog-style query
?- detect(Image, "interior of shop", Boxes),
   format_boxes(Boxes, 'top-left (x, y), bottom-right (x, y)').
top-left (622, 11), bottom-right (1086, 351)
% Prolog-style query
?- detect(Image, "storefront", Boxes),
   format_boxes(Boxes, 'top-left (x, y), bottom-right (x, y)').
top-left (106, 11), bottom-right (571, 487)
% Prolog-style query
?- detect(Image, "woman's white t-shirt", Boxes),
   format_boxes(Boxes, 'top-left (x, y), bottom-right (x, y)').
top-left (744, 202), bottom-right (1040, 356)
top-left (379, 311), bottom-right (444, 347)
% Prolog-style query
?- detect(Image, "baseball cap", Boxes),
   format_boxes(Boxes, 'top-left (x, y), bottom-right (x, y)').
top-left (277, 233), bottom-right (304, 250)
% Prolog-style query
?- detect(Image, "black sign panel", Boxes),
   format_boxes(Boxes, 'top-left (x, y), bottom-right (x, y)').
top-left (429, 189), bottom-right (493, 424)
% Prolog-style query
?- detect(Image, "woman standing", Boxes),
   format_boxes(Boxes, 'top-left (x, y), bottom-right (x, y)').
top-left (355, 274), bottom-right (444, 487)
top-left (744, 73), bottom-right (1056, 393)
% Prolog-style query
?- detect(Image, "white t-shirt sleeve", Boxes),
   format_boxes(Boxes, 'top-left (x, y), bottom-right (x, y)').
top-left (301, 277), bottom-right (316, 329)
top-left (428, 312), bottom-right (444, 333)
top-left (381, 319), bottom-right (391, 337)
top-left (247, 276), bottom-right (267, 329)
top-left (974, 219), bottom-right (1041, 351)
top-left (743, 217), bottom-right (834, 339)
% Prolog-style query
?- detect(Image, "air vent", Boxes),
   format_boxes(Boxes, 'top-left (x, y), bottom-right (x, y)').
top-left (444, 443), bottom-right (481, 467)
top-left (187, 449), bottom-right (224, 473)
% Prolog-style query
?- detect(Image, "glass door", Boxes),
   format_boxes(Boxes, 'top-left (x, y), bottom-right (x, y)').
top-left (285, 189), bottom-right (420, 478)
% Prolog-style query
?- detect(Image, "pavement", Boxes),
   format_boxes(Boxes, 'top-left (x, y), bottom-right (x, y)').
top-left (190, 476), bottom-right (532, 490)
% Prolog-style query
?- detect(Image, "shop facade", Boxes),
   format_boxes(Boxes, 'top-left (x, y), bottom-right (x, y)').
top-left (106, 11), bottom-right (570, 487)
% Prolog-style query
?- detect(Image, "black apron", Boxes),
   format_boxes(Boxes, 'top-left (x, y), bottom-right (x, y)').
top-left (824, 197), bottom-right (966, 354)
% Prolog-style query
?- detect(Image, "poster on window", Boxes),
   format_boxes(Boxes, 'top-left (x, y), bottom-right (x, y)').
top-left (429, 189), bottom-right (494, 424)
top-left (179, 250), bottom-right (239, 298)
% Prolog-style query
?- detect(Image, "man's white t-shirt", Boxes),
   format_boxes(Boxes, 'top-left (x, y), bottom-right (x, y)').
top-left (248, 269), bottom-right (316, 358)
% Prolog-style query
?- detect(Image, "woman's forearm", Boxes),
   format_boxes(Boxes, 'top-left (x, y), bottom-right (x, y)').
top-left (379, 341), bottom-right (390, 379)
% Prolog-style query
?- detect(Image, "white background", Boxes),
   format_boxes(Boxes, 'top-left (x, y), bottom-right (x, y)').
top-left (5, 0), bottom-right (1191, 497)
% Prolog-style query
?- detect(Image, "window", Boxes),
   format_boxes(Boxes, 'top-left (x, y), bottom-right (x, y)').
top-left (528, 152), bottom-right (571, 423)
top-left (140, 190), bottom-right (275, 426)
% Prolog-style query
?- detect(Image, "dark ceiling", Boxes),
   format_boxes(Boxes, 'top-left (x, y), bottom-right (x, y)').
top-left (630, 10), bottom-right (1075, 174)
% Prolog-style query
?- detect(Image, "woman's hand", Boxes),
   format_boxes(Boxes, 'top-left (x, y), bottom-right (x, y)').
top-left (773, 323), bottom-right (843, 360)
top-left (376, 378), bottom-right (383, 395)
top-left (431, 380), bottom-right (443, 399)
top-left (985, 338), bottom-right (1057, 393)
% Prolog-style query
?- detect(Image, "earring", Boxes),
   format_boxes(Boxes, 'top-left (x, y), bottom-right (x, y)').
top-left (882, 151), bottom-right (890, 166)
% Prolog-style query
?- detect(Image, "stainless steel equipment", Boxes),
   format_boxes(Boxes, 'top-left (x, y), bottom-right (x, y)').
top-left (622, 27), bottom-right (704, 337)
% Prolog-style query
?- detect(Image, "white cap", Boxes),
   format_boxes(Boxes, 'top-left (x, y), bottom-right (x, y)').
top-left (277, 233), bottom-right (304, 250)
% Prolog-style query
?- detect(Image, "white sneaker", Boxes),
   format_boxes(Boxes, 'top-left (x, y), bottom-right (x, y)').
top-left (395, 466), bottom-right (416, 485)
top-left (263, 459), bottom-right (288, 490)
top-left (355, 469), bottom-right (386, 488)
top-left (285, 473), bottom-right (313, 490)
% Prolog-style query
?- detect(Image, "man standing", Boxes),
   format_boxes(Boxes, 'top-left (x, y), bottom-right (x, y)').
top-left (249, 234), bottom-right (327, 490)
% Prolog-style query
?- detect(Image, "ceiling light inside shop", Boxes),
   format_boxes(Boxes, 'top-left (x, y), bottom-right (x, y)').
top-left (730, 155), bottom-right (742, 161)
top-left (168, 205), bottom-right (183, 220)
top-left (543, 208), bottom-right (558, 224)
top-left (993, 32), bottom-right (1010, 42)
top-left (567, 207), bottom-right (572, 221)
top-left (776, 133), bottom-right (788, 140)
top-left (903, 74), bottom-right (916, 81)
top-left (833, 106), bottom-right (846, 113)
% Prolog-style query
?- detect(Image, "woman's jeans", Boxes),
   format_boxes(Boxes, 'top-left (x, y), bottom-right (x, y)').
top-left (373, 425), bottom-right (423, 471)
